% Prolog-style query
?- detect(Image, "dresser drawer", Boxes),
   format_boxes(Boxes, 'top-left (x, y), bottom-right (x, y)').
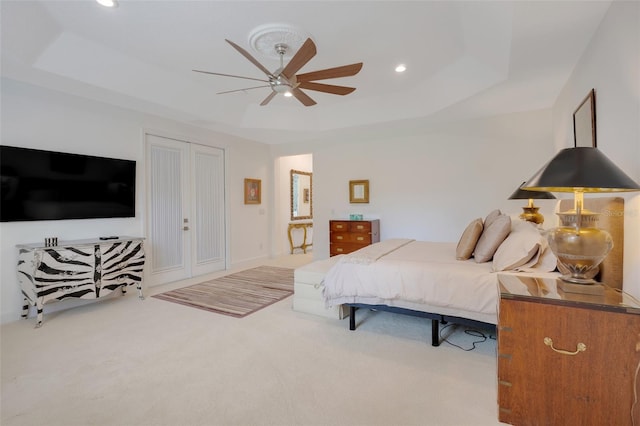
top-left (330, 233), bottom-right (372, 244)
top-left (350, 221), bottom-right (372, 233)
top-left (331, 221), bottom-right (373, 233)
top-left (498, 297), bottom-right (640, 425)
top-left (330, 243), bottom-right (368, 256)
top-left (330, 221), bottom-right (350, 232)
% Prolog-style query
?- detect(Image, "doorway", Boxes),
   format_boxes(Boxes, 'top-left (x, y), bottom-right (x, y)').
top-left (277, 154), bottom-right (313, 256)
top-left (145, 133), bottom-right (226, 286)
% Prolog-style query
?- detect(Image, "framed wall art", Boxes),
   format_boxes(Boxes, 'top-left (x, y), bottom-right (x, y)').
top-left (244, 178), bottom-right (261, 204)
top-left (349, 180), bottom-right (369, 204)
top-left (573, 89), bottom-right (597, 147)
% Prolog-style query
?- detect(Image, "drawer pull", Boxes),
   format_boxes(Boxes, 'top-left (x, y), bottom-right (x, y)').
top-left (543, 337), bottom-right (586, 356)
top-left (356, 225), bottom-right (364, 230)
top-left (336, 248), bottom-right (343, 252)
top-left (356, 237), bottom-right (364, 241)
top-left (336, 236), bottom-right (343, 240)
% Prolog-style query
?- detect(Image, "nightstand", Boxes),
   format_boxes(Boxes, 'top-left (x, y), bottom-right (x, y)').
top-left (497, 274), bottom-right (640, 426)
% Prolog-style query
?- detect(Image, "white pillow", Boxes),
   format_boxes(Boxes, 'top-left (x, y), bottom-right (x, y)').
top-left (484, 209), bottom-right (502, 229)
top-left (492, 221), bottom-right (543, 271)
top-left (456, 218), bottom-right (484, 260)
top-left (474, 214), bottom-right (511, 263)
top-left (523, 244), bottom-right (558, 272)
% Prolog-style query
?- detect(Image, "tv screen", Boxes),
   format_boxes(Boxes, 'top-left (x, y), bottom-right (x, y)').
top-left (1, 146), bottom-right (136, 222)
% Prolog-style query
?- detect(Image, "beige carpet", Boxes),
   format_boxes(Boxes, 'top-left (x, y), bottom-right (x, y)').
top-left (1, 254), bottom-right (502, 426)
top-left (152, 266), bottom-right (294, 318)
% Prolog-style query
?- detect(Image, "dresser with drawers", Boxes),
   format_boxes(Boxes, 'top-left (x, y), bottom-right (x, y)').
top-left (497, 274), bottom-right (640, 425)
top-left (17, 237), bottom-right (145, 327)
top-left (329, 219), bottom-right (380, 256)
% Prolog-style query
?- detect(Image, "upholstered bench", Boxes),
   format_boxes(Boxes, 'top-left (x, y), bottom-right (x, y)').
top-left (293, 256), bottom-right (349, 319)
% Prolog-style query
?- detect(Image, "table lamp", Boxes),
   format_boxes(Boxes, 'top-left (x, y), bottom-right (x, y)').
top-left (522, 147), bottom-right (640, 288)
top-left (508, 182), bottom-right (556, 225)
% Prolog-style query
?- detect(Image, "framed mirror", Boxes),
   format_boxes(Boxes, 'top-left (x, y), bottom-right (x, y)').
top-left (573, 89), bottom-right (596, 147)
top-left (291, 169), bottom-right (312, 221)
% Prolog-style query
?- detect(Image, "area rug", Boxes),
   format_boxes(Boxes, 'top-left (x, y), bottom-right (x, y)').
top-left (152, 266), bottom-right (294, 318)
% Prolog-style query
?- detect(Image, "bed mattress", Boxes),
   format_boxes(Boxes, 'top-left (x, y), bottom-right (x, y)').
top-left (322, 239), bottom-right (500, 324)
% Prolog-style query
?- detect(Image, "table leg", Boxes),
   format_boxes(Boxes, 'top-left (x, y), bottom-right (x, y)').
top-left (21, 297), bottom-right (29, 319)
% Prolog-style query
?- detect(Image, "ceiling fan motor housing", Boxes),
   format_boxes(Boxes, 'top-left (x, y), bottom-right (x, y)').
top-left (271, 78), bottom-right (292, 93)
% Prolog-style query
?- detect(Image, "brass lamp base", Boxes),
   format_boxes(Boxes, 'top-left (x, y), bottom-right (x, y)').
top-left (520, 206), bottom-right (544, 224)
top-left (546, 224), bottom-right (613, 285)
top-left (557, 279), bottom-right (604, 295)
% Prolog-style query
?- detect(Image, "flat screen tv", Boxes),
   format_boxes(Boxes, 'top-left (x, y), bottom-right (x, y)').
top-left (1, 145), bottom-right (136, 222)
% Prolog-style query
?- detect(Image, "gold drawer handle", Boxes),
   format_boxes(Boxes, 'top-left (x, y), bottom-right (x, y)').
top-left (336, 236), bottom-right (343, 240)
top-left (356, 225), bottom-right (364, 230)
top-left (356, 237), bottom-right (364, 241)
top-left (543, 337), bottom-right (586, 356)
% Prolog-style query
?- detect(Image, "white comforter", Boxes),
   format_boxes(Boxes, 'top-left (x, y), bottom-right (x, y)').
top-left (322, 239), bottom-right (499, 324)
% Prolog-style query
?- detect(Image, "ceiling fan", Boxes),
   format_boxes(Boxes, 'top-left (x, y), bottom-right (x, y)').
top-left (193, 38), bottom-right (363, 106)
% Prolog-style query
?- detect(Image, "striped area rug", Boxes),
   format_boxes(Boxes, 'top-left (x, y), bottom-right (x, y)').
top-left (153, 266), bottom-right (294, 318)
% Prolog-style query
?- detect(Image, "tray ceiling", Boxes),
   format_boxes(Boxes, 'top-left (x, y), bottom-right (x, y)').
top-left (1, 1), bottom-right (612, 144)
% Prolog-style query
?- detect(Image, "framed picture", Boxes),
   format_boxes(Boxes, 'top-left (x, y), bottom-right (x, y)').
top-left (573, 89), bottom-right (596, 147)
top-left (244, 178), bottom-right (261, 204)
top-left (349, 180), bottom-right (369, 204)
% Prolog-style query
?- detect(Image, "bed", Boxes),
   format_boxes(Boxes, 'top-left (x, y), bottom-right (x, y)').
top-left (322, 198), bottom-right (624, 346)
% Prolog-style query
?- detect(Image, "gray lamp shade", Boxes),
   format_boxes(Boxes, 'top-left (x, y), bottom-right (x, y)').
top-left (509, 182), bottom-right (556, 200)
top-left (522, 147), bottom-right (640, 193)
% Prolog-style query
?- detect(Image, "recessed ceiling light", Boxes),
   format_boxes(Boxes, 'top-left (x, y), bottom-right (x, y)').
top-left (395, 64), bottom-right (407, 73)
top-left (96, 0), bottom-right (118, 7)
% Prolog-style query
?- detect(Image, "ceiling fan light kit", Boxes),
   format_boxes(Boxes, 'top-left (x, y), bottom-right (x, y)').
top-left (193, 24), bottom-right (363, 107)
top-left (96, 0), bottom-right (118, 7)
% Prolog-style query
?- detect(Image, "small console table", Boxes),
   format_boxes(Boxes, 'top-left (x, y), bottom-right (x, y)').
top-left (288, 222), bottom-right (313, 254)
top-left (17, 236), bottom-right (145, 327)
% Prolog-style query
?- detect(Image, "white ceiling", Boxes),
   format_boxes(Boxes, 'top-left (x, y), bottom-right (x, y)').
top-left (1, 1), bottom-right (612, 144)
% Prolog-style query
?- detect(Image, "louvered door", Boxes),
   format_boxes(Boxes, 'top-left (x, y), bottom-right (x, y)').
top-left (146, 134), bottom-right (226, 286)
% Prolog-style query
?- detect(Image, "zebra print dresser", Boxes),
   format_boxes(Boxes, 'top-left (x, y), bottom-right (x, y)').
top-left (17, 237), bottom-right (145, 327)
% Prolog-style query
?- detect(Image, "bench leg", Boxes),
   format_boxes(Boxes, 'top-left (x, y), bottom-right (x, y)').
top-left (431, 319), bottom-right (440, 346)
top-left (349, 306), bottom-right (357, 330)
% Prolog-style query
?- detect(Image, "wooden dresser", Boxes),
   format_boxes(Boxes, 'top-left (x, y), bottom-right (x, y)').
top-left (329, 219), bottom-right (380, 257)
top-left (497, 274), bottom-right (640, 425)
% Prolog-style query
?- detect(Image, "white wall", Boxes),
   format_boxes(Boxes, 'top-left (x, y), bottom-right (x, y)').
top-left (551, 0), bottom-right (640, 298)
top-left (0, 79), bottom-right (271, 324)
top-left (273, 108), bottom-right (558, 260)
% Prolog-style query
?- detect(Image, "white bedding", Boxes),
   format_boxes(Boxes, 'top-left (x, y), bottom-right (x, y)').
top-left (322, 240), bottom-right (504, 325)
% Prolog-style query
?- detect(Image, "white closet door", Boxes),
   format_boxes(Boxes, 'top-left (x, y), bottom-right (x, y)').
top-left (190, 144), bottom-right (226, 276)
top-left (147, 135), bottom-right (191, 285)
top-left (146, 134), bottom-right (226, 286)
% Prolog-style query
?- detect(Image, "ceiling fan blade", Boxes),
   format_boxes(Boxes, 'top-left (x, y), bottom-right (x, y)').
top-left (217, 85), bottom-right (270, 95)
top-left (193, 70), bottom-right (269, 83)
top-left (298, 81), bottom-right (356, 95)
top-left (281, 38), bottom-right (317, 79)
top-left (260, 91), bottom-right (277, 106)
top-left (296, 63), bottom-right (363, 82)
top-left (291, 88), bottom-right (317, 107)
top-left (225, 39), bottom-right (275, 78)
